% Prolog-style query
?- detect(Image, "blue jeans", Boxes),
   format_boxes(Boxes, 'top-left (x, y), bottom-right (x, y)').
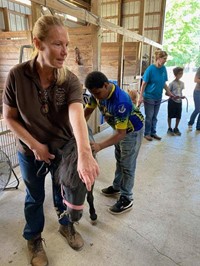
top-left (113, 127), bottom-right (143, 201)
top-left (18, 152), bottom-right (70, 240)
top-left (188, 90), bottom-right (200, 129)
top-left (144, 98), bottom-right (161, 136)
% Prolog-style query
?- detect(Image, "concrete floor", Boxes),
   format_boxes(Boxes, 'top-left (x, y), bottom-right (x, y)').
top-left (0, 72), bottom-right (200, 266)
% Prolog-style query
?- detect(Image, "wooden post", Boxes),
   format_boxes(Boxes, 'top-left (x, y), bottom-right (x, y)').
top-left (118, 35), bottom-right (124, 88)
top-left (89, 0), bottom-right (102, 133)
top-left (91, 0), bottom-right (101, 71)
top-left (159, 0), bottom-right (167, 44)
top-left (137, 0), bottom-right (146, 90)
top-left (31, 2), bottom-right (41, 28)
top-left (3, 8), bottom-right (9, 31)
top-left (117, 0), bottom-right (124, 88)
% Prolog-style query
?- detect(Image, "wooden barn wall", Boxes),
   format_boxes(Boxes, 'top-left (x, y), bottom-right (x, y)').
top-left (67, 26), bottom-right (139, 87)
top-left (101, 0), bottom-right (165, 60)
top-left (0, 31), bottom-right (32, 115)
top-left (101, 43), bottom-right (119, 80)
top-left (67, 26), bottom-right (93, 86)
top-left (0, 27), bottom-right (92, 116)
top-left (0, 26), bottom-right (140, 116)
top-left (101, 42), bottom-right (139, 85)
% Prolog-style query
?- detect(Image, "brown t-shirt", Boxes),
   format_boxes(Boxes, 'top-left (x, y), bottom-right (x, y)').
top-left (3, 58), bottom-right (83, 155)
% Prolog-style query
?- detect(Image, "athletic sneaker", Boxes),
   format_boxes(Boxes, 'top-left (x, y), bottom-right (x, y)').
top-left (108, 195), bottom-right (133, 215)
top-left (167, 128), bottom-right (174, 135)
top-left (101, 186), bottom-right (120, 196)
top-left (173, 128), bottom-right (181, 136)
top-left (188, 125), bottom-right (193, 131)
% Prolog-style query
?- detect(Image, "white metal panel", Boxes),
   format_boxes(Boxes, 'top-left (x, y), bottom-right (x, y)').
top-left (15, 14), bottom-right (22, 29)
top-left (25, 6), bottom-right (30, 14)
top-left (0, 1), bottom-right (30, 14)
top-left (146, 0), bottom-right (161, 13)
top-left (8, 1), bottom-right (14, 10)
top-left (9, 12), bottom-right (16, 31)
top-left (1, 0), bottom-right (8, 8)
top-left (15, 3), bottom-right (20, 12)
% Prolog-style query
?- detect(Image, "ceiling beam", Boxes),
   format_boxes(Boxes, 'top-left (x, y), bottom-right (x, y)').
top-left (159, 0), bottom-right (167, 44)
top-left (30, 0), bottom-right (162, 48)
top-left (63, 0), bottom-right (90, 10)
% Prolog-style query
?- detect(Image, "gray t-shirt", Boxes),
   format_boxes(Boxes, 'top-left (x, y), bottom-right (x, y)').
top-left (169, 79), bottom-right (184, 103)
top-left (3, 58), bottom-right (83, 155)
top-left (195, 67), bottom-right (200, 91)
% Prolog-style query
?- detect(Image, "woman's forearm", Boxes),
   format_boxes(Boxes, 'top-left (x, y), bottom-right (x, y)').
top-left (140, 81), bottom-right (146, 96)
top-left (3, 104), bottom-right (40, 150)
top-left (69, 102), bottom-right (92, 155)
top-left (68, 102), bottom-right (99, 191)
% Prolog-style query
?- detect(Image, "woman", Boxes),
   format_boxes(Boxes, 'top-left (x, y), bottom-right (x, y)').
top-left (3, 15), bottom-right (99, 266)
top-left (188, 67), bottom-right (200, 131)
top-left (138, 50), bottom-right (174, 141)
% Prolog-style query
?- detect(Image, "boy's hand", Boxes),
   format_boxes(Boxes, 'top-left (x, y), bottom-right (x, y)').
top-left (90, 142), bottom-right (101, 153)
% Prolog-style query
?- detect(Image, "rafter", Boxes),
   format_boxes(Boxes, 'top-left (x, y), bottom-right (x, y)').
top-left (30, 0), bottom-right (162, 48)
top-left (63, 0), bottom-right (90, 10)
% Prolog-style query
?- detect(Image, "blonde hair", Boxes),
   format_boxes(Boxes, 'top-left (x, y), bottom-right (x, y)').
top-left (32, 15), bottom-right (68, 85)
top-left (154, 49), bottom-right (168, 61)
top-left (127, 89), bottom-right (138, 105)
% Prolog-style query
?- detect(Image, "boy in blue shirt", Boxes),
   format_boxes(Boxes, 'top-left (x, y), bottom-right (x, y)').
top-left (84, 71), bottom-right (144, 214)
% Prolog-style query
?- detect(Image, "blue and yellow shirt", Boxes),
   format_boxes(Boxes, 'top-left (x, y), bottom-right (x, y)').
top-left (85, 83), bottom-right (144, 133)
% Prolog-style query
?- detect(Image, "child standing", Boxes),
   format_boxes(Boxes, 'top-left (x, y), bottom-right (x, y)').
top-left (127, 88), bottom-right (139, 107)
top-left (167, 67), bottom-right (185, 136)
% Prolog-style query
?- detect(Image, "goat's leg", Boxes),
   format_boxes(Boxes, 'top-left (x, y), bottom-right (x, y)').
top-left (87, 189), bottom-right (97, 224)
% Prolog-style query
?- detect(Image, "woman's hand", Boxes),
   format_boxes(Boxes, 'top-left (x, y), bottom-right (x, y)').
top-left (77, 153), bottom-right (99, 191)
top-left (3, 104), bottom-right (55, 164)
top-left (138, 95), bottom-right (144, 106)
top-left (68, 102), bottom-right (100, 191)
top-left (31, 142), bottom-right (55, 164)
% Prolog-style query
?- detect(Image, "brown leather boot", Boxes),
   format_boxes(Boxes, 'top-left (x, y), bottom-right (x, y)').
top-left (27, 235), bottom-right (48, 266)
top-left (59, 223), bottom-right (84, 251)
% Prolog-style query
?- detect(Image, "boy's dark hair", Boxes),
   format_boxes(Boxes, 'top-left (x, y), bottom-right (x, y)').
top-left (173, 67), bottom-right (184, 76)
top-left (85, 71), bottom-right (109, 90)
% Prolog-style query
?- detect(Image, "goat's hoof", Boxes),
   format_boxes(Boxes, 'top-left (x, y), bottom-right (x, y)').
top-left (90, 219), bottom-right (97, 225)
top-left (90, 214), bottom-right (97, 225)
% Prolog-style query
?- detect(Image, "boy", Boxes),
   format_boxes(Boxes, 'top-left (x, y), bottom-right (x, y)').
top-left (84, 71), bottom-right (144, 215)
top-left (167, 67), bottom-right (185, 136)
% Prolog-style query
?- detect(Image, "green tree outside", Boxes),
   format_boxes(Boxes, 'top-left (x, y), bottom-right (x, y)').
top-left (163, 0), bottom-right (200, 68)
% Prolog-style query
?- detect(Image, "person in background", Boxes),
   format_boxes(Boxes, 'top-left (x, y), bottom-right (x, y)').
top-left (138, 49), bottom-right (174, 141)
top-left (3, 15), bottom-right (99, 266)
top-left (127, 88), bottom-right (139, 107)
top-left (188, 67), bottom-right (200, 131)
top-left (167, 67), bottom-right (185, 136)
top-left (84, 71), bottom-right (144, 215)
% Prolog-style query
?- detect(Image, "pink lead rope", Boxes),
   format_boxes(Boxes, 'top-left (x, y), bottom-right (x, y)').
top-left (61, 184), bottom-right (84, 211)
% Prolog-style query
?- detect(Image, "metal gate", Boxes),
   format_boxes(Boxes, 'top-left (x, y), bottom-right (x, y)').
top-left (0, 119), bottom-right (19, 189)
